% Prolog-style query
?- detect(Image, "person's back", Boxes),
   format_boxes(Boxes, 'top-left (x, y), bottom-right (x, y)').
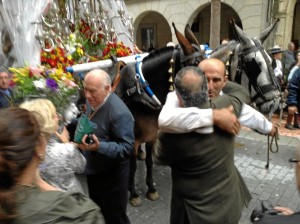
top-left (157, 128), bottom-right (249, 223)
top-left (0, 107), bottom-right (105, 224)
top-left (15, 186), bottom-right (103, 224)
top-left (40, 139), bottom-right (88, 194)
top-left (154, 66), bottom-right (251, 224)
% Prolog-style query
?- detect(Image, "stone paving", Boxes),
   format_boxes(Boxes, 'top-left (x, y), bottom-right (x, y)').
top-left (127, 131), bottom-right (300, 224)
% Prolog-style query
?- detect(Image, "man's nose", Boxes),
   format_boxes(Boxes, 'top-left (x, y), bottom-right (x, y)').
top-left (207, 81), bottom-right (214, 90)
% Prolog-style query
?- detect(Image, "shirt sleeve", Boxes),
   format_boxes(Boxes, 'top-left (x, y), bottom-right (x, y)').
top-left (158, 92), bottom-right (213, 133)
top-left (239, 104), bottom-right (273, 134)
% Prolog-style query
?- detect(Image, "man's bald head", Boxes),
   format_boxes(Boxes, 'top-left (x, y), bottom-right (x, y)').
top-left (198, 58), bottom-right (227, 99)
top-left (83, 69), bottom-right (112, 108)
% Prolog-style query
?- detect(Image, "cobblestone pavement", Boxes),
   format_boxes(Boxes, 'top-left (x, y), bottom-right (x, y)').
top-left (127, 133), bottom-right (300, 224)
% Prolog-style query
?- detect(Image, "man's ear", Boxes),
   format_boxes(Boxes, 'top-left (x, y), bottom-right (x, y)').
top-left (105, 84), bottom-right (111, 94)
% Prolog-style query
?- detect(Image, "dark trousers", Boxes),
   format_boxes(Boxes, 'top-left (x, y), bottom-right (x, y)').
top-left (87, 159), bottom-right (131, 224)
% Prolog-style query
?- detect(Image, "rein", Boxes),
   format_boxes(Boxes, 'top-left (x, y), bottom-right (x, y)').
top-left (265, 127), bottom-right (279, 169)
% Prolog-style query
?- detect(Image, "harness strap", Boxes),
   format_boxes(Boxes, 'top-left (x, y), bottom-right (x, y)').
top-left (180, 51), bottom-right (202, 63)
top-left (251, 84), bottom-right (279, 102)
top-left (111, 61), bottom-right (126, 92)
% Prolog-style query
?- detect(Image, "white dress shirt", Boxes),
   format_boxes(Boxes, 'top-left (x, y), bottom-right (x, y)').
top-left (158, 92), bottom-right (273, 135)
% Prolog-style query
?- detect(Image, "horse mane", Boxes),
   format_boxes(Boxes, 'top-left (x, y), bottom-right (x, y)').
top-left (210, 40), bottom-right (238, 63)
top-left (143, 46), bottom-right (174, 67)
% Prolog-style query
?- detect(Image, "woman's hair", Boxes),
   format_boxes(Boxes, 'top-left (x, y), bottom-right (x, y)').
top-left (19, 99), bottom-right (57, 135)
top-left (0, 107), bottom-right (41, 223)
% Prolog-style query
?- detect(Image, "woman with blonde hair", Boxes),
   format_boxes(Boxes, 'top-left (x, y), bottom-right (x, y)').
top-left (0, 107), bottom-right (105, 224)
top-left (19, 98), bottom-right (88, 195)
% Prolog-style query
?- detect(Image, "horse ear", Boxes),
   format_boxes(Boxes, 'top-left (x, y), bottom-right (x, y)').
top-left (184, 24), bottom-right (200, 46)
top-left (230, 19), bottom-right (252, 48)
top-left (172, 22), bottom-right (195, 55)
top-left (256, 18), bottom-right (279, 44)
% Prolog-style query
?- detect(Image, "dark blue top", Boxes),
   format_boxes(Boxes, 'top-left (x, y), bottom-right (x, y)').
top-left (0, 88), bottom-right (13, 109)
top-left (286, 67), bottom-right (300, 106)
top-left (82, 93), bottom-right (134, 175)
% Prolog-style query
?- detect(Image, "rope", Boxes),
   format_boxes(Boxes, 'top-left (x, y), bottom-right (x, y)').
top-left (265, 126), bottom-right (279, 169)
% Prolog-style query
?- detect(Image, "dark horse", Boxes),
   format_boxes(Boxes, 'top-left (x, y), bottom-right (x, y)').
top-left (116, 19), bottom-right (281, 207)
top-left (211, 19), bottom-right (282, 118)
top-left (114, 23), bottom-right (204, 207)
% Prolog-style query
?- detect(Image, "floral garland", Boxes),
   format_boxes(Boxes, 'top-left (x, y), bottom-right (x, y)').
top-left (10, 66), bottom-right (78, 112)
top-left (10, 18), bottom-right (133, 112)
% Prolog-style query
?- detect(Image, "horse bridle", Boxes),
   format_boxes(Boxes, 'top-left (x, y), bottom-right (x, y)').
top-left (238, 39), bottom-right (281, 105)
top-left (168, 44), bottom-right (204, 90)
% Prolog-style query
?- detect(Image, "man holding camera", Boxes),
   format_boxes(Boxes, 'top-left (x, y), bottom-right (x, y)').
top-left (77, 69), bottom-right (134, 224)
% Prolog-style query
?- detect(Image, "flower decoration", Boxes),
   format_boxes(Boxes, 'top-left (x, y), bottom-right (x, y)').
top-left (9, 66), bottom-right (78, 112)
top-left (101, 41), bottom-right (132, 60)
top-left (41, 46), bottom-right (76, 70)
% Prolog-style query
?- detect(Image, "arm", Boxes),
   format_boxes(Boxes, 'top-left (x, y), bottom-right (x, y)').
top-left (220, 81), bottom-right (251, 116)
top-left (158, 92), bottom-right (213, 133)
top-left (239, 104), bottom-right (274, 135)
top-left (158, 83), bottom-right (246, 135)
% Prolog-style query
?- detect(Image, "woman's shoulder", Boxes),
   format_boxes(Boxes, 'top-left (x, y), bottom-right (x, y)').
top-left (17, 187), bottom-right (105, 224)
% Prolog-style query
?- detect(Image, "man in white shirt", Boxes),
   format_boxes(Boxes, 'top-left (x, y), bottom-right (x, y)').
top-left (270, 45), bottom-right (284, 86)
top-left (159, 58), bottom-right (276, 136)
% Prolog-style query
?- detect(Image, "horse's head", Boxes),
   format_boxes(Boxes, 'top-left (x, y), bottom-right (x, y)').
top-left (229, 19), bottom-right (281, 116)
top-left (114, 63), bottom-right (162, 111)
top-left (173, 22), bottom-right (205, 67)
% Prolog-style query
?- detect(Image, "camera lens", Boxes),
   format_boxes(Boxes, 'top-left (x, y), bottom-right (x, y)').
top-left (85, 133), bottom-right (95, 144)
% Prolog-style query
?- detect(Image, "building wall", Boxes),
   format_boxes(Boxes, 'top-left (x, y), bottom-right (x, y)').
top-left (125, 0), bottom-right (298, 50)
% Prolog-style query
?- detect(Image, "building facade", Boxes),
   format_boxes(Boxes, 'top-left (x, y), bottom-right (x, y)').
top-left (125, 0), bottom-right (300, 51)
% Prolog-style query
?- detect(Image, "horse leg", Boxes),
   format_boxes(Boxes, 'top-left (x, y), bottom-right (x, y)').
top-left (137, 144), bottom-right (146, 161)
top-left (145, 142), bottom-right (159, 201)
top-left (128, 145), bottom-right (142, 207)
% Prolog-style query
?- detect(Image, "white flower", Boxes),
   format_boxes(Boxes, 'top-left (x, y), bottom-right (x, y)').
top-left (33, 79), bottom-right (46, 90)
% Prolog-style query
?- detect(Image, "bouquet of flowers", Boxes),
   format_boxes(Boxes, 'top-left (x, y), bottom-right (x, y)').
top-left (9, 66), bottom-right (78, 112)
top-left (101, 41), bottom-right (132, 60)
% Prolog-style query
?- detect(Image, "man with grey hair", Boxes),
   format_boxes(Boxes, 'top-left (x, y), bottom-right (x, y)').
top-left (0, 66), bottom-right (13, 109)
top-left (154, 66), bottom-right (251, 224)
top-left (282, 42), bottom-right (296, 78)
top-left (77, 69), bottom-right (134, 224)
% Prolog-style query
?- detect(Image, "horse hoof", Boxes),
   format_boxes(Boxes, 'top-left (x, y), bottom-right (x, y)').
top-left (147, 191), bottom-right (159, 201)
top-left (130, 196), bottom-right (142, 207)
top-left (137, 151), bottom-right (146, 161)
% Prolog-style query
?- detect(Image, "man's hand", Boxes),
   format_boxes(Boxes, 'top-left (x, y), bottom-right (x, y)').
top-left (76, 134), bottom-right (99, 151)
top-left (274, 206), bottom-right (295, 215)
top-left (268, 124), bottom-right (278, 137)
top-left (213, 106), bottom-right (240, 135)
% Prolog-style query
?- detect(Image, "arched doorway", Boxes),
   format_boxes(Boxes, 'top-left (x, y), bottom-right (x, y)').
top-left (191, 3), bottom-right (242, 45)
top-left (292, 0), bottom-right (300, 50)
top-left (135, 11), bottom-right (172, 52)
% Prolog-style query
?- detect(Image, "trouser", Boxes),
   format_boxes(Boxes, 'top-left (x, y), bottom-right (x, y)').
top-left (87, 159), bottom-right (131, 224)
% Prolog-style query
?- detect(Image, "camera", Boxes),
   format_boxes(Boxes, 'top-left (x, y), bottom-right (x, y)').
top-left (85, 133), bottom-right (95, 145)
top-left (250, 200), bottom-right (280, 222)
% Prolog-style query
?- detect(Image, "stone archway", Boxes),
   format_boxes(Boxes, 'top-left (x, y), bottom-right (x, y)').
top-left (292, 0), bottom-right (300, 49)
top-left (135, 11), bottom-right (172, 51)
top-left (191, 3), bottom-right (242, 45)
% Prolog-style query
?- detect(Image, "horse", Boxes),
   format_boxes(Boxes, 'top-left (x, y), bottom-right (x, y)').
top-left (210, 19), bottom-right (282, 119)
top-left (113, 23), bottom-right (204, 207)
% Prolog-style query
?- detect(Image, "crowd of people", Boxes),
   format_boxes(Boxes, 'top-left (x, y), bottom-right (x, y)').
top-left (1, 40), bottom-right (300, 224)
